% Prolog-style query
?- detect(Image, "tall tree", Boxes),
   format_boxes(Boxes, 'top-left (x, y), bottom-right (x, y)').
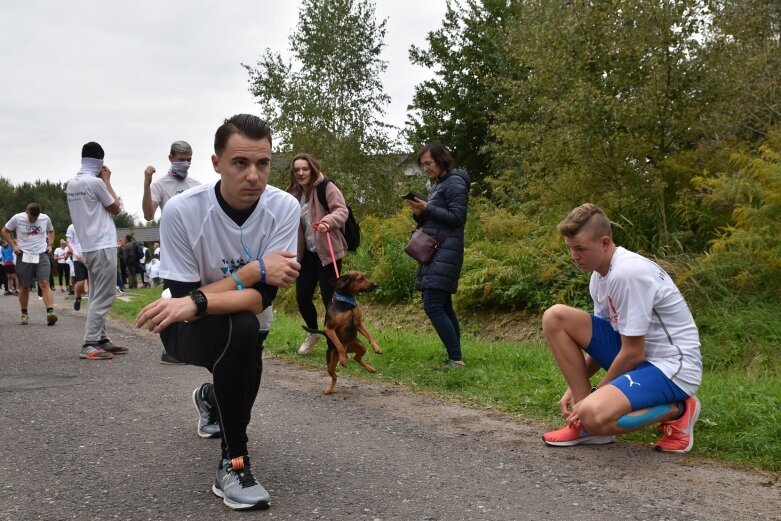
top-left (406, 0), bottom-right (519, 186)
top-left (244, 0), bottom-right (399, 215)
top-left (702, 0), bottom-right (781, 143)
top-left (489, 0), bottom-right (710, 252)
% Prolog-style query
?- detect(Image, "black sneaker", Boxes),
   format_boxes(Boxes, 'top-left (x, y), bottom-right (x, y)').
top-left (192, 383), bottom-right (221, 439)
top-left (212, 457), bottom-right (270, 510)
top-left (160, 350), bottom-right (185, 365)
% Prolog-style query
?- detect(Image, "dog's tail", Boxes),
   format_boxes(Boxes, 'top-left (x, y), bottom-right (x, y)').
top-left (302, 325), bottom-right (327, 337)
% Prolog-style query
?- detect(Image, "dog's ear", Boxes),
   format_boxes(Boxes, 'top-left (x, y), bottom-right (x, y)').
top-left (333, 273), bottom-right (353, 291)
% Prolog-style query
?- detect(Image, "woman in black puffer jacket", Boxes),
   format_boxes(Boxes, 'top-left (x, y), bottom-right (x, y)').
top-left (404, 143), bottom-right (469, 368)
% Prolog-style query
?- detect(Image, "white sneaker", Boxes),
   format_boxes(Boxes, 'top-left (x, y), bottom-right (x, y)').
top-left (298, 333), bottom-right (321, 355)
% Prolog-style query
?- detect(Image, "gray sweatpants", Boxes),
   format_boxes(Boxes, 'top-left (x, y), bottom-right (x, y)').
top-left (82, 247), bottom-right (117, 344)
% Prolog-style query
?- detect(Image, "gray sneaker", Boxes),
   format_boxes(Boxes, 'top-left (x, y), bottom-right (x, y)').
top-left (212, 457), bottom-right (270, 510)
top-left (192, 384), bottom-right (221, 439)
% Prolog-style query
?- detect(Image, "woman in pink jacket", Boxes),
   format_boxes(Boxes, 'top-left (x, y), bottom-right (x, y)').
top-left (286, 153), bottom-right (349, 355)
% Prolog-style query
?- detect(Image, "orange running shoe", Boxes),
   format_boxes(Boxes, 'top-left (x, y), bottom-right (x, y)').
top-left (654, 396), bottom-right (701, 453)
top-left (543, 423), bottom-right (615, 446)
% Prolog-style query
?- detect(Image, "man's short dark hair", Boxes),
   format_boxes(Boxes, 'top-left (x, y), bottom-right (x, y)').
top-left (214, 114), bottom-right (272, 156)
top-left (418, 142), bottom-right (453, 172)
top-left (82, 142), bottom-right (105, 159)
top-left (125, 234), bottom-right (134, 241)
top-left (26, 203), bottom-right (41, 218)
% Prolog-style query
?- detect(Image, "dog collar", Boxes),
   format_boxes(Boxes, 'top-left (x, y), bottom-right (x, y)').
top-left (333, 292), bottom-right (357, 308)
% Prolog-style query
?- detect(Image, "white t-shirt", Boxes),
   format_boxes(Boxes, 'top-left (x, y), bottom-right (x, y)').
top-left (4, 212), bottom-right (53, 254)
top-left (148, 258), bottom-right (160, 279)
top-left (151, 174), bottom-right (201, 213)
top-left (65, 224), bottom-right (83, 258)
top-left (159, 182), bottom-right (299, 287)
top-left (54, 246), bottom-right (68, 264)
top-left (66, 174), bottom-right (117, 252)
top-left (590, 247), bottom-right (703, 395)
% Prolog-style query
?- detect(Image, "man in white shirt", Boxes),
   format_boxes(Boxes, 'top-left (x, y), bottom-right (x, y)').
top-left (2, 203), bottom-right (57, 325)
top-left (142, 140), bottom-right (201, 364)
top-left (66, 142), bottom-right (129, 360)
top-left (66, 223), bottom-right (88, 310)
top-left (53, 239), bottom-right (69, 292)
top-left (541, 203), bottom-right (703, 453)
top-left (135, 114), bottom-right (300, 511)
top-left (142, 140), bottom-right (201, 221)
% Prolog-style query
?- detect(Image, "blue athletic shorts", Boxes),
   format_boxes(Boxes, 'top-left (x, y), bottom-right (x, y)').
top-left (585, 315), bottom-right (689, 411)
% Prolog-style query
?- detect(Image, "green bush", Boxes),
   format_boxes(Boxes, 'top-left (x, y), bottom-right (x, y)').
top-left (682, 133), bottom-right (781, 301)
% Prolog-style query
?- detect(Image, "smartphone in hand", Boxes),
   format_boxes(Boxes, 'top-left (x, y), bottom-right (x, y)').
top-left (402, 191), bottom-right (426, 201)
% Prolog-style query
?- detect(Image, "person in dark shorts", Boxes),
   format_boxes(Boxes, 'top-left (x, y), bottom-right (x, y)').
top-left (2, 203), bottom-right (57, 325)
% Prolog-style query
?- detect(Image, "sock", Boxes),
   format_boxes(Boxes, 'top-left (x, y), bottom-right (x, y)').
top-left (46, 307), bottom-right (53, 313)
top-left (21, 308), bottom-right (27, 314)
top-left (670, 401), bottom-right (686, 421)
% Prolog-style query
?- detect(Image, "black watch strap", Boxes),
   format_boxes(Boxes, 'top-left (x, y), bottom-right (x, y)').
top-left (189, 290), bottom-right (208, 317)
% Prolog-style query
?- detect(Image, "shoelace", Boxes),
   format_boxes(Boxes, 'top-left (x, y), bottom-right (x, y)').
top-left (236, 468), bottom-right (258, 488)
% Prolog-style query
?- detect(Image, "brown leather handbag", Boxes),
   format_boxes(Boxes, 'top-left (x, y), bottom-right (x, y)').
top-left (404, 229), bottom-right (440, 264)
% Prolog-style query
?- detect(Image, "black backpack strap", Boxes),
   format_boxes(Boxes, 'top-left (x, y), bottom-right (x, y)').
top-left (315, 178), bottom-right (331, 213)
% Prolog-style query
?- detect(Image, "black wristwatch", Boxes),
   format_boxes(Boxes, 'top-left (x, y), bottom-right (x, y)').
top-left (189, 290), bottom-right (208, 317)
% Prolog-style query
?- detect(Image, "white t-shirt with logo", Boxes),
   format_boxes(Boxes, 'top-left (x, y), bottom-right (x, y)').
top-left (590, 247), bottom-right (702, 395)
top-left (159, 182), bottom-right (299, 287)
top-left (66, 224), bottom-right (83, 258)
top-left (54, 246), bottom-right (68, 264)
top-left (4, 212), bottom-right (53, 254)
top-left (151, 174), bottom-right (201, 213)
top-left (66, 174), bottom-right (117, 252)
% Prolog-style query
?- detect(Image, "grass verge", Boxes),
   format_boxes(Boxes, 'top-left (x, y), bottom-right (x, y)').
top-left (110, 287), bottom-right (780, 474)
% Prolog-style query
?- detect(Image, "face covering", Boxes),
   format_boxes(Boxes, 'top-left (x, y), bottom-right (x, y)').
top-left (168, 161), bottom-right (191, 180)
top-left (78, 157), bottom-right (104, 176)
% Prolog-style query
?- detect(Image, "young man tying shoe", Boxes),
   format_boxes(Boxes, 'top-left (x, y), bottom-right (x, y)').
top-left (135, 114), bottom-right (300, 510)
top-left (542, 203), bottom-right (702, 453)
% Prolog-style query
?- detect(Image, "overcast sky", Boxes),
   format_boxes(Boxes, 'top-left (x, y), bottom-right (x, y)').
top-left (0, 1), bottom-right (447, 223)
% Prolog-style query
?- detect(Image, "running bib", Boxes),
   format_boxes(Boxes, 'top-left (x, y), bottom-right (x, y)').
top-left (22, 252), bottom-right (40, 264)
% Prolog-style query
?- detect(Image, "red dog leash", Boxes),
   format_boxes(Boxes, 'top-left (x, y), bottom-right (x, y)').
top-left (313, 221), bottom-right (340, 278)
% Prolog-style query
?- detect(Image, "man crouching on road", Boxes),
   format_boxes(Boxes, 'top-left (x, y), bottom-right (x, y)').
top-left (542, 203), bottom-right (703, 453)
top-left (135, 114), bottom-right (300, 510)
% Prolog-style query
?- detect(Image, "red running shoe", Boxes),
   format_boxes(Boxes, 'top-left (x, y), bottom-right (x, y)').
top-left (654, 396), bottom-right (701, 453)
top-left (543, 423), bottom-right (615, 446)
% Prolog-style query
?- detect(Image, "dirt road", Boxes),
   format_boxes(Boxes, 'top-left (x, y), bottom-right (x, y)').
top-left (0, 291), bottom-right (777, 520)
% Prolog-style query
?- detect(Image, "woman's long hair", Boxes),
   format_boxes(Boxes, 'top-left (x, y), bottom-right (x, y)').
top-left (286, 153), bottom-right (322, 199)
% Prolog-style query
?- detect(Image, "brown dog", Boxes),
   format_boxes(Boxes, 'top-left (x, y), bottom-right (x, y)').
top-left (304, 271), bottom-right (383, 395)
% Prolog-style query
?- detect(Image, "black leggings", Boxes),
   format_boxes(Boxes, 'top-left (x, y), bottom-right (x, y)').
top-left (296, 249), bottom-right (342, 329)
top-left (161, 312), bottom-right (261, 460)
top-left (57, 263), bottom-right (67, 287)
